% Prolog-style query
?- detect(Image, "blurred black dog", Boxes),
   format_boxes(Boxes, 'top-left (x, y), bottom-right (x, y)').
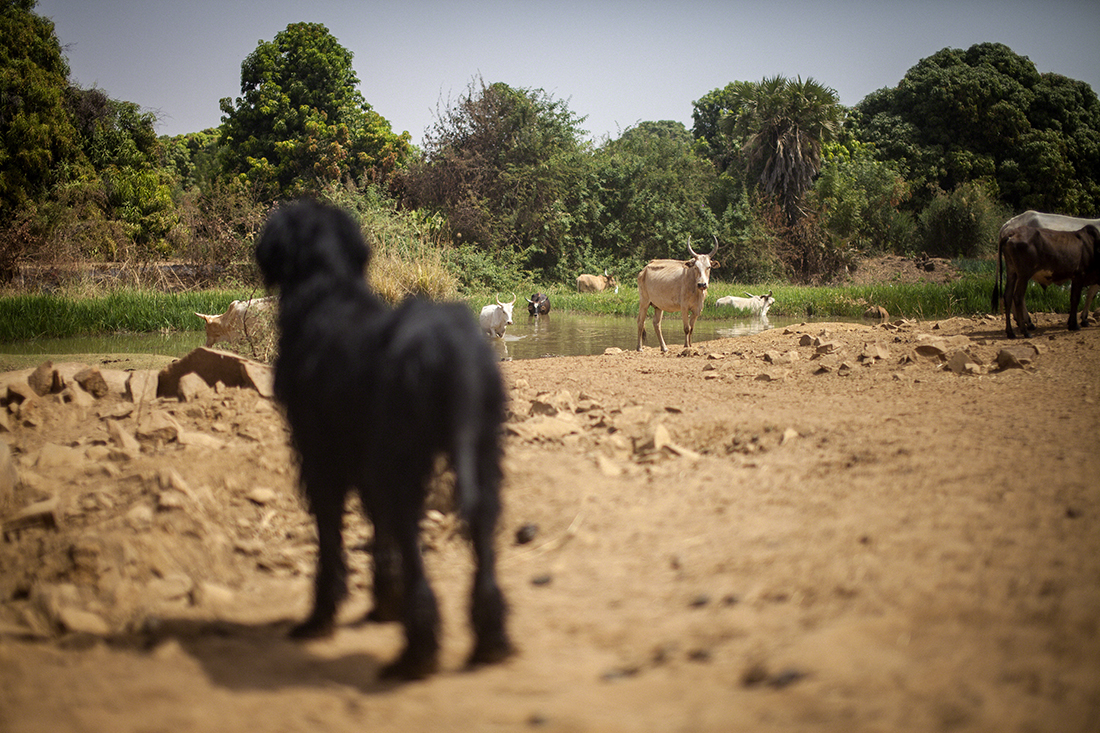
top-left (254, 200), bottom-right (512, 679)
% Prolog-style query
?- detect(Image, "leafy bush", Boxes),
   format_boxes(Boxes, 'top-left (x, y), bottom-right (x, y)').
top-left (917, 181), bottom-right (1011, 258)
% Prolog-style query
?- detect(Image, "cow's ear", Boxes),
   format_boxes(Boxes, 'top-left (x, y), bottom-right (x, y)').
top-left (711, 260), bottom-right (720, 268)
top-left (683, 259), bottom-right (694, 266)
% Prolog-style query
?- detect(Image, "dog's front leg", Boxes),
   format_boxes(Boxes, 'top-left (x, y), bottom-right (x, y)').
top-left (290, 492), bottom-right (347, 639)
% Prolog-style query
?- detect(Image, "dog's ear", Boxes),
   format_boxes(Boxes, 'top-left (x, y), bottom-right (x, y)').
top-left (255, 201), bottom-right (370, 288)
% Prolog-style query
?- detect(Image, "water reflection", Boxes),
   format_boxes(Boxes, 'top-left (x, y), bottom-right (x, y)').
top-left (1, 331), bottom-right (205, 359)
top-left (489, 312), bottom-right (794, 360)
top-left (2, 312), bottom-right (810, 363)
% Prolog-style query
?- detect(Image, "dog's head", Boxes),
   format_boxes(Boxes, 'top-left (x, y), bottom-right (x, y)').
top-left (255, 200), bottom-right (370, 291)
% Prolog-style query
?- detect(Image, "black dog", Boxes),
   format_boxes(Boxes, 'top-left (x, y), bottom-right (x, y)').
top-left (254, 200), bottom-right (512, 679)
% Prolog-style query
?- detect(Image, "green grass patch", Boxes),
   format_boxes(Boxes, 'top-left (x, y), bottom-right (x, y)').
top-left (0, 267), bottom-right (1081, 344)
top-left (0, 289), bottom-right (259, 343)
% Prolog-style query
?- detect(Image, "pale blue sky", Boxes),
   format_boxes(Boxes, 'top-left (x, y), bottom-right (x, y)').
top-left (35, 0), bottom-right (1100, 145)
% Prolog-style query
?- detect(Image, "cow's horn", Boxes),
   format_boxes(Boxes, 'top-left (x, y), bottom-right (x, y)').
top-left (495, 293), bottom-right (502, 305)
top-left (710, 234), bottom-right (720, 256)
top-left (687, 236), bottom-right (698, 258)
top-left (526, 296), bottom-right (534, 304)
top-left (507, 292), bottom-right (517, 305)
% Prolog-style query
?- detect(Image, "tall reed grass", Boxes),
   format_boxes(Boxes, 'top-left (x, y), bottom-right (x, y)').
top-left (0, 270), bottom-right (1082, 344)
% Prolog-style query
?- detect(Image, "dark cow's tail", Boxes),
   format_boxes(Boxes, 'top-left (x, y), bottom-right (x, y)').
top-left (991, 236), bottom-right (1004, 314)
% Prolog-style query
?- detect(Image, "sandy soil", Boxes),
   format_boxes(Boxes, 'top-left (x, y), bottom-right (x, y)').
top-left (1, 306), bottom-right (1098, 732)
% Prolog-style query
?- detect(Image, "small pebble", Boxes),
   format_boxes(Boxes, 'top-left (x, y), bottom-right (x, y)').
top-left (515, 523), bottom-right (539, 545)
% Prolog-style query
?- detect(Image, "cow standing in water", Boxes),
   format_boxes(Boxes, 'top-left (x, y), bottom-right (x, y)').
top-left (577, 270), bottom-right (618, 294)
top-left (637, 236), bottom-right (720, 351)
top-left (526, 293), bottom-right (551, 317)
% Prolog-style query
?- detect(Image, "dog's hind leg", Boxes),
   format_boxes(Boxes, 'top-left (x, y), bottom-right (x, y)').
top-left (457, 425), bottom-right (513, 668)
top-left (290, 473), bottom-right (348, 639)
top-left (362, 499), bottom-right (403, 624)
top-left (379, 497), bottom-right (441, 680)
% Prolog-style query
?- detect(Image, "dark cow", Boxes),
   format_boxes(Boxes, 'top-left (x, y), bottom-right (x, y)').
top-left (997, 223), bottom-right (1100, 339)
top-left (636, 236), bottom-right (720, 351)
top-left (526, 292), bottom-right (551, 317)
top-left (997, 211), bottom-right (1100, 325)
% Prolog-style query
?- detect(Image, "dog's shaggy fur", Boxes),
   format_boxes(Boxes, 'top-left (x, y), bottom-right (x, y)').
top-left (254, 200), bottom-right (512, 679)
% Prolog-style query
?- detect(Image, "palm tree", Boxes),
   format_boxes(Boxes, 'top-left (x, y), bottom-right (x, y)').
top-left (720, 76), bottom-right (842, 223)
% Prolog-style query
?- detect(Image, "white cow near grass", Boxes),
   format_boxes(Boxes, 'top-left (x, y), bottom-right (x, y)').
top-left (715, 290), bottom-right (775, 317)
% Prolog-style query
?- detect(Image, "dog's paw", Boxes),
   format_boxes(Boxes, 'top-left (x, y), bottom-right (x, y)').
top-left (289, 616), bottom-right (336, 640)
top-left (379, 647), bottom-right (440, 681)
top-left (466, 635), bottom-right (515, 668)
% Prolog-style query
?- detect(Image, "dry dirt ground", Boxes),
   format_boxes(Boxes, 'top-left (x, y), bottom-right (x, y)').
top-left (1, 297), bottom-right (1099, 730)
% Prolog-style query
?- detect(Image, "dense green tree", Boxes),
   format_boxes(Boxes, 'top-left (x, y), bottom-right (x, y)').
top-left (856, 42), bottom-right (1100, 214)
top-left (589, 120), bottom-right (718, 265)
top-left (160, 128), bottom-right (222, 194)
top-left (810, 139), bottom-right (914, 255)
top-left (403, 78), bottom-right (590, 275)
top-left (66, 86), bottom-right (159, 171)
top-left (0, 0), bottom-right (80, 219)
top-left (219, 22), bottom-right (410, 200)
top-left (719, 76), bottom-right (843, 223)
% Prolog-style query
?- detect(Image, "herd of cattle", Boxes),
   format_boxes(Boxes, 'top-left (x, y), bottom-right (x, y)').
top-left (196, 209), bottom-right (1099, 350)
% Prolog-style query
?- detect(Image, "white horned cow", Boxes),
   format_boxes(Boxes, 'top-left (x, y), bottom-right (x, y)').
top-left (715, 290), bottom-right (775, 317)
top-left (195, 296), bottom-right (276, 348)
top-left (479, 294), bottom-right (517, 338)
top-left (636, 236), bottom-right (720, 352)
top-left (996, 211), bottom-right (1100, 326)
top-left (577, 269), bottom-right (619, 294)
top-left (996, 223), bottom-right (1100, 339)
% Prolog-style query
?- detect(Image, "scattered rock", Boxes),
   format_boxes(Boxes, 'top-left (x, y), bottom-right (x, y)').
top-left (246, 487), bottom-right (277, 505)
top-left (157, 348), bottom-right (273, 400)
top-left (2, 496), bottom-right (59, 535)
top-left (0, 441), bottom-right (18, 508)
top-left (996, 345), bottom-right (1039, 370)
top-left (515, 523), bottom-right (539, 545)
top-left (106, 420), bottom-right (141, 455)
top-left (57, 607), bottom-right (110, 636)
top-left (36, 443), bottom-right (83, 470)
top-left (136, 411), bottom-right (183, 444)
top-left (915, 342), bottom-right (948, 359)
top-left (177, 372), bottom-right (212, 402)
top-left (507, 415), bottom-right (580, 443)
top-left (73, 368), bottom-right (110, 398)
top-left (27, 362), bottom-right (57, 396)
top-left (946, 351), bottom-right (982, 375)
top-left (126, 371), bottom-right (159, 404)
top-left (859, 344), bottom-right (890, 364)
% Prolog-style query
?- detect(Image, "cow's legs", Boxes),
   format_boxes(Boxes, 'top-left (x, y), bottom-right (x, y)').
top-left (1067, 278), bottom-right (1084, 331)
top-left (682, 309), bottom-right (694, 348)
top-left (652, 309), bottom-right (668, 352)
top-left (637, 302), bottom-right (649, 351)
top-left (1008, 271), bottom-right (1031, 339)
top-left (1081, 284), bottom-right (1098, 326)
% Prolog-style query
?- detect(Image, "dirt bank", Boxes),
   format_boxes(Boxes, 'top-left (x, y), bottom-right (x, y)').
top-left (1, 312), bottom-right (1098, 732)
